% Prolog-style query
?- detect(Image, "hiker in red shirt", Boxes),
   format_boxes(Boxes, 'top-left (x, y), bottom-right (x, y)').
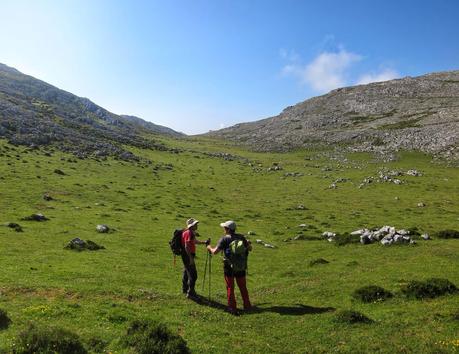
top-left (207, 220), bottom-right (252, 315)
top-left (181, 218), bottom-right (208, 299)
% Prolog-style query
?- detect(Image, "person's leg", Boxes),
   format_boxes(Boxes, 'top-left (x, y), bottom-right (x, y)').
top-left (181, 254), bottom-right (189, 293)
top-left (224, 275), bottom-right (236, 311)
top-left (188, 263), bottom-right (198, 296)
top-left (236, 275), bottom-right (252, 309)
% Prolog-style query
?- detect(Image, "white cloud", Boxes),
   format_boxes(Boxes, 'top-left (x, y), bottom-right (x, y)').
top-left (282, 49), bottom-right (362, 93)
top-left (356, 68), bottom-right (400, 85)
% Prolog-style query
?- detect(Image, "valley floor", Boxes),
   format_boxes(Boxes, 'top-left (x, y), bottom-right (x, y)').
top-left (0, 137), bottom-right (458, 353)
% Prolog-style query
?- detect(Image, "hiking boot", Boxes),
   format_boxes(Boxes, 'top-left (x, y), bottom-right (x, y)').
top-left (225, 308), bottom-right (240, 316)
top-left (186, 291), bottom-right (198, 300)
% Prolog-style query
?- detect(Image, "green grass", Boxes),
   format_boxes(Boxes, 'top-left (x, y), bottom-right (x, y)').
top-left (0, 137), bottom-right (458, 353)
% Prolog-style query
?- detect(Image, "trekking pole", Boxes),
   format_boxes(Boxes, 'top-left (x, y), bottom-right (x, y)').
top-left (202, 250), bottom-right (209, 292)
top-left (208, 252), bottom-right (212, 300)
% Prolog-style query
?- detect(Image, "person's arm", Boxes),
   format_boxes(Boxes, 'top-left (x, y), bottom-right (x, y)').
top-left (206, 244), bottom-right (221, 255)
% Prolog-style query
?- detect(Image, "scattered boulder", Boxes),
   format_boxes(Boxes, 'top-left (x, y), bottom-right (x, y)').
top-left (255, 239), bottom-right (275, 248)
top-left (352, 285), bottom-right (393, 303)
top-left (96, 224), bottom-right (110, 233)
top-left (406, 169), bottom-right (422, 177)
top-left (43, 193), bottom-right (53, 201)
top-left (421, 233), bottom-right (430, 240)
top-left (417, 202), bottom-right (426, 207)
top-left (340, 225), bottom-right (430, 246)
top-left (334, 310), bottom-right (373, 324)
top-left (6, 222), bottom-right (23, 232)
top-left (64, 238), bottom-right (105, 251)
top-left (22, 213), bottom-right (49, 221)
top-left (401, 278), bottom-right (457, 299)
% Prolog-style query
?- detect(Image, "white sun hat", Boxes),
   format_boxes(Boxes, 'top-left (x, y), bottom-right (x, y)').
top-left (220, 220), bottom-right (236, 231)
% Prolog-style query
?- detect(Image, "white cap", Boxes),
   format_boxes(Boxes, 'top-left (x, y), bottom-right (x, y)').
top-left (220, 220), bottom-right (236, 231)
top-left (186, 218), bottom-right (199, 229)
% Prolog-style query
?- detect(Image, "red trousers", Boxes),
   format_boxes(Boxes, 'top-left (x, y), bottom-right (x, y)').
top-left (224, 275), bottom-right (251, 311)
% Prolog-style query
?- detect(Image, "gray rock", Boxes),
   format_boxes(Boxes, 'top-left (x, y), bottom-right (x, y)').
top-left (421, 233), bottom-right (430, 240)
top-left (96, 224), bottom-right (110, 233)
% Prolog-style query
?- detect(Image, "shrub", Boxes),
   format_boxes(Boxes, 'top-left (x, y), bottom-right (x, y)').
top-left (401, 278), bottom-right (458, 299)
top-left (121, 319), bottom-right (190, 354)
top-left (13, 324), bottom-right (87, 353)
top-left (309, 258), bottom-right (329, 267)
top-left (334, 310), bottom-right (373, 324)
top-left (0, 309), bottom-right (11, 330)
top-left (352, 285), bottom-right (393, 303)
top-left (87, 337), bottom-right (108, 352)
top-left (334, 233), bottom-right (360, 246)
top-left (436, 230), bottom-right (459, 239)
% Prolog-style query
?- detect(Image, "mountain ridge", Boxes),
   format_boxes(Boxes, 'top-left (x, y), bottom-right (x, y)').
top-left (0, 63), bottom-right (183, 160)
top-left (205, 70), bottom-right (459, 161)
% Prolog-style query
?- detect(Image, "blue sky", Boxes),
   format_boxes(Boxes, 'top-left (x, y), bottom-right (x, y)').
top-left (1, 0), bottom-right (458, 134)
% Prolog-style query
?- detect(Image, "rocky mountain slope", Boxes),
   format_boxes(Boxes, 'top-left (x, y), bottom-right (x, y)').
top-left (0, 63), bottom-right (183, 159)
top-left (206, 71), bottom-right (459, 160)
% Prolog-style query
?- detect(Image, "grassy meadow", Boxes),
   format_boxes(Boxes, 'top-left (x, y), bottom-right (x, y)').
top-left (0, 136), bottom-right (458, 353)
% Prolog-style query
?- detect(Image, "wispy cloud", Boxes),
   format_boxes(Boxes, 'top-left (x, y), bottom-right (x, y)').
top-left (356, 68), bottom-right (400, 85)
top-left (282, 49), bottom-right (362, 93)
top-left (281, 43), bottom-right (400, 93)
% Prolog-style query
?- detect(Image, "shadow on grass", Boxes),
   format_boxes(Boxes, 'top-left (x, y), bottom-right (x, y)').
top-left (192, 296), bottom-right (335, 316)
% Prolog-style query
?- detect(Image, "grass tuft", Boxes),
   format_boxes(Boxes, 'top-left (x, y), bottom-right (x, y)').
top-left (334, 233), bottom-right (360, 246)
top-left (334, 310), bottom-right (373, 324)
top-left (121, 319), bottom-right (190, 354)
top-left (13, 323), bottom-right (87, 353)
top-left (309, 258), bottom-right (330, 266)
top-left (352, 285), bottom-right (393, 303)
top-left (0, 309), bottom-right (11, 330)
top-left (435, 230), bottom-right (459, 239)
top-left (401, 278), bottom-right (458, 299)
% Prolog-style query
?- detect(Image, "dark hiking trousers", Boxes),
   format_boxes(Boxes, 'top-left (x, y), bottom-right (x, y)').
top-left (181, 252), bottom-right (197, 295)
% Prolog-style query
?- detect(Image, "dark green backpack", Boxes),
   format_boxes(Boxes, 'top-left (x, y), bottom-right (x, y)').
top-left (227, 238), bottom-right (248, 273)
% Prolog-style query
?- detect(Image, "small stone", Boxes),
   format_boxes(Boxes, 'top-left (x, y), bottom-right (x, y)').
top-left (96, 224), bottom-right (110, 233)
top-left (421, 233), bottom-right (430, 240)
top-left (417, 202), bottom-right (426, 207)
top-left (247, 231), bottom-right (256, 236)
top-left (22, 213), bottom-right (49, 222)
top-left (43, 193), bottom-right (53, 201)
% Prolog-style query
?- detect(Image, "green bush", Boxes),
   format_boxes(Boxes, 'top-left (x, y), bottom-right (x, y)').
top-left (436, 230), bottom-right (459, 239)
top-left (0, 309), bottom-right (11, 330)
top-left (309, 258), bottom-right (329, 266)
top-left (334, 310), bottom-right (373, 324)
top-left (334, 233), bottom-right (360, 246)
top-left (352, 285), bottom-right (393, 303)
top-left (87, 337), bottom-right (108, 352)
top-left (401, 278), bottom-right (458, 299)
top-left (121, 319), bottom-right (190, 354)
top-left (13, 324), bottom-right (87, 353)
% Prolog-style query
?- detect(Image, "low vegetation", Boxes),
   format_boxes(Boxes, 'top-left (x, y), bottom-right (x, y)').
top-left (334, 310), bottom-right (373, 324)
top-left (352, 285), bottom-right (393, 303)
top-left (0, 137), bottom-right (458, 353)
top-left (121, 319), bottom-right (190, 354)
top-left (401, 278), bottom-right (458, 299)
top-left (13, 324), bottom-right (87, 354)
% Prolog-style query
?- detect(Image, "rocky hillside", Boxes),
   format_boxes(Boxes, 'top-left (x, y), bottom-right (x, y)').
top-left (206, 71), bottom-right (459, 160)
top-left (0, 63), bottom-right (183, 159)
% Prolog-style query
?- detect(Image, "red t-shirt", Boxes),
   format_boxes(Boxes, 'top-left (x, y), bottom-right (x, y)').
top-left (182, 229), bottom-right (196, 254)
